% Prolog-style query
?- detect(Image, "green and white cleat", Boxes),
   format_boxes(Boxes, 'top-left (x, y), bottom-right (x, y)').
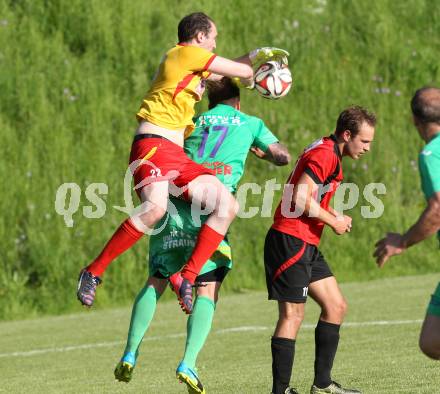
top-left (310, 381), bottom-right (361, 394)
top-left (114, 352), bottom-right (136, 383)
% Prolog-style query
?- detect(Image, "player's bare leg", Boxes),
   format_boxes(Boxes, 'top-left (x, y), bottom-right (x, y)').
top-left (309, 277), bottom-right (360, 394)
top-left (169, 175), bottom-right (238, 313)
top-left (419, 315), bottom-right (440, 360)
top-left (77, 180), bottom-right (169, 307)
top-left (309, 276), bottom-right (347, 324)
top-left (274, 302), bottom-right (305, 339)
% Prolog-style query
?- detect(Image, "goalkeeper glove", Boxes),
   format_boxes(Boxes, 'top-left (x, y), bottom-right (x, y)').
top-left (248, 47), bottom-right (289, 67)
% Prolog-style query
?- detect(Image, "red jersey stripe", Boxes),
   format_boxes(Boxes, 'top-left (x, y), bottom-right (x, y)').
top-left (203, 54), bottom-right (217, 71)
top-left (272, 242), bottom-right (307, 282)
top-left (173, 72), bottom-right (197, 101)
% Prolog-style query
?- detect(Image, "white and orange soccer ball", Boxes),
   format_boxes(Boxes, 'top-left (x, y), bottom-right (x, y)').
top-left (254, 61), bottom-right (292, 100)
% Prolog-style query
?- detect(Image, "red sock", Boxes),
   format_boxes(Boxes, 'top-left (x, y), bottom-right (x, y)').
top-left (181, 224), bottom-right (224, 284)
top-left (86, 219), bottom-right (144, 277)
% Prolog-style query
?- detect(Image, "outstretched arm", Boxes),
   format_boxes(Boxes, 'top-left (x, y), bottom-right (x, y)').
top-left (207, 56), bottom-right (253, 83)
top-left (207, 47), bottom-right (290, 86)
top-left (374, 192), bottom-right (440, 267)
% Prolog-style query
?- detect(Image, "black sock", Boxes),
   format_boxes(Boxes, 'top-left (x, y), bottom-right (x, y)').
top-left (271, 336), bottom-right (295, 394)
top-left (313, 320), bottom-right (340, 388)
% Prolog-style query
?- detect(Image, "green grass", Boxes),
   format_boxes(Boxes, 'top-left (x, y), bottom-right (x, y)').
top-left (1, 0), bottom-right (440, 318)
top-left (1, 273), bottom-right (439, 393)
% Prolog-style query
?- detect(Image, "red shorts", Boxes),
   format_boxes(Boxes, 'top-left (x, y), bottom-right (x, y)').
top-left (129, 134), bottom-right (214, 198)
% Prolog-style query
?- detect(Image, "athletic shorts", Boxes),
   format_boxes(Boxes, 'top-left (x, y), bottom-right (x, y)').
top-left (427, 282), bottom-right (440, 317)
top-left (149, 237), bottom-right (232, 283)
top-left (129, 134), bottom-right (214, 198)
top-left (264, 228), bottom-right (333, 303)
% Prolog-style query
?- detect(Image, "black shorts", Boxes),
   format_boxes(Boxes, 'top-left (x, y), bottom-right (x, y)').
top-left (264, 228), bottom-right (333, 303)
top-left (152, 266), bottom-right (230, 283)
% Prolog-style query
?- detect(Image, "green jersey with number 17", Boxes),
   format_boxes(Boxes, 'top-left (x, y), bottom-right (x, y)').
top-left (185, 103), bottom-right (278, 193)
top-left (148, 104), bottom-right (278, 271)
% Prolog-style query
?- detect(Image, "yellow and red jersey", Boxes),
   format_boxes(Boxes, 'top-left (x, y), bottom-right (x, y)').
top-left (137, 44), bottom-right (216, 138)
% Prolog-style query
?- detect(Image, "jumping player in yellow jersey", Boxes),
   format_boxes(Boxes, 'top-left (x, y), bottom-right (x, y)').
top-left (77, 12), bottom-right (289, 313)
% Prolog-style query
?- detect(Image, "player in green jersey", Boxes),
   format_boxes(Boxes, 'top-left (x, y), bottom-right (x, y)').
top-left (114, 77), bottom-right (291, 391)
top-left (374, 86), bottom-right (440, 360)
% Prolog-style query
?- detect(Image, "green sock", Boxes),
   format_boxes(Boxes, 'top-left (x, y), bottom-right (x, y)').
top-left (182, 296), bottom-right (216, 369)
top-left (123, 285), bottom-right (161, 359)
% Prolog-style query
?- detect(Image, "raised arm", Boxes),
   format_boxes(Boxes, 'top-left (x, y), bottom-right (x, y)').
top-left (207, 47), bottom-right (290, 85)
top-left (207, 56), bottom-right (253, 82)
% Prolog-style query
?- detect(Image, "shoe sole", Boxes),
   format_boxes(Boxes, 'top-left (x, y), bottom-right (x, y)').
top-left (77, 271), bottom-right (92, 307)
top-left (169, 283), bottom-right (192, 314)
top-left (77, 270), bottom-right (100, 307)
top-left (114, 364), bottom-right (133, 383)
top-left (176, 371), bottom-right (205, 394)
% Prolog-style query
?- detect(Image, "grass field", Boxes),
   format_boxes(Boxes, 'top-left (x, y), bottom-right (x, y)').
top-left (2, 0), bottom-right (440, 319)
top-left (1, 273), bottom-right (439, 393)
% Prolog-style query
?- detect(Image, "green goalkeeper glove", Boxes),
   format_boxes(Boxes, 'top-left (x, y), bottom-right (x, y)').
top-left (249, 47), bottom-right (289, 67)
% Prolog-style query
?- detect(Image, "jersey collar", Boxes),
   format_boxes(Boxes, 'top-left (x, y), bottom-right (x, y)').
top-left (428, 131), bottom-right (440, 143)
top-left (329, 134), bottom-right (342, 159)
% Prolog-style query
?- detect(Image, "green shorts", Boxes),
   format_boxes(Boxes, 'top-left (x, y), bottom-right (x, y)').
top-left (427, 282), bottom-right (440, 317)
top-left (149, 236), bottom-right (232, 281)
top-left (148, 197), bottom-right (232, 281)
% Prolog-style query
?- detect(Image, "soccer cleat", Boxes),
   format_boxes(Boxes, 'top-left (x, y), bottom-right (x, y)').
top-left (176, 361), bottom-right (205, 394)
top-left (271, 388), bottom-right (300, 394)
top-left (310, 381), bottom-right (361, 394)
top-left (77, 269), bottom-right (102, 307)
top-left (114, 351), bottom-right (136, 383)
top-left (169, 272), bottom-right (193, 314)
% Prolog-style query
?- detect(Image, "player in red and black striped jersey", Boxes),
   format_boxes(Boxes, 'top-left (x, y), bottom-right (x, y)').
top-left (265, 106), bottom-right (376, 394)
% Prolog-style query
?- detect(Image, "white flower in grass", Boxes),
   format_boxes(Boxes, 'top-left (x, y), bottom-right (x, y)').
top-left (45, 213), bottom-right (51, 220)
top-left (292, 20), bottom-right (299, 29)
top-left (362, 163), bottom-right (368, 171)
top-left (63, 88), bottom-right (70, 95)
top-left (0, 20), bottom-right (8, 27)
top-left (26, 171), bottom-right (32, 177)
top-left (395, 90), bottom-right (402, 96)
top-left (391, 166), bottom-right (397, 173)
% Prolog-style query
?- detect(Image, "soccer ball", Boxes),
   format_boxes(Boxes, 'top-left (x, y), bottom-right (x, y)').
top-left (254, 61), bottom-right (292, 100)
